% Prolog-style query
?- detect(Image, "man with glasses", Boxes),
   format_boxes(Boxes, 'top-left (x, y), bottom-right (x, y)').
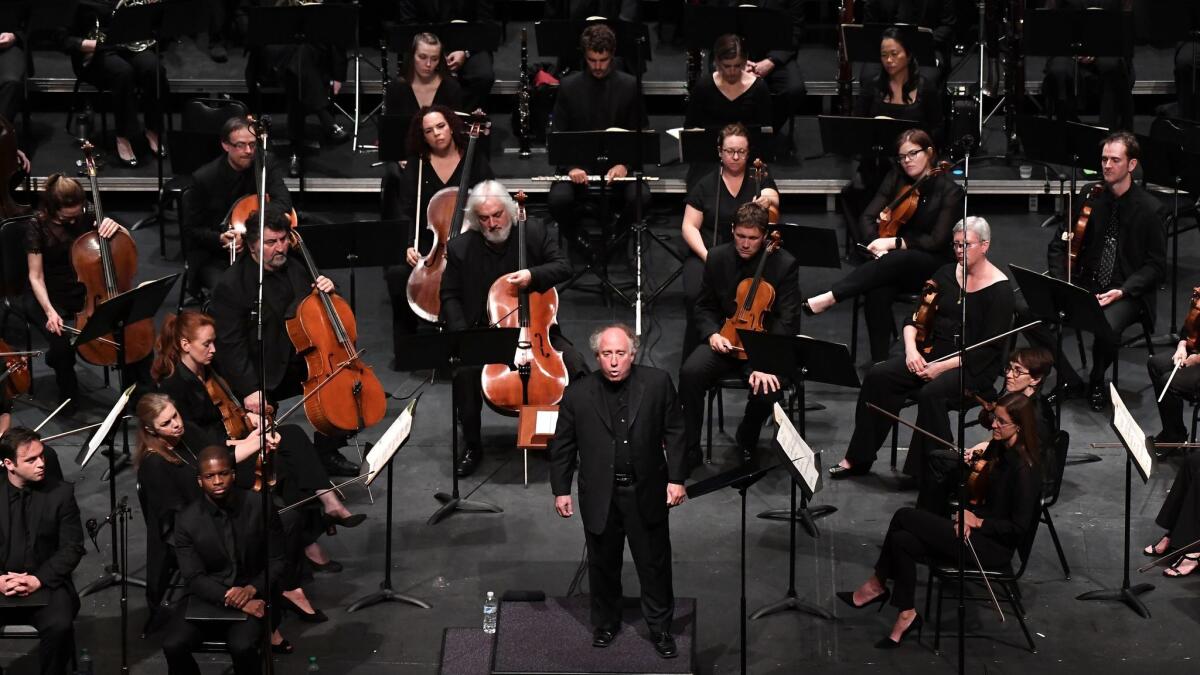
top-left (184, 115), bottom-right (293, 299)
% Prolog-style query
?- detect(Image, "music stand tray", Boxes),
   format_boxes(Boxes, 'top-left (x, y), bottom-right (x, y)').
top-left (391, 22), bottom-right (502, 57)
top-left (678, 126), bottom-right (775, 164)
top-left (244, 4), bottom-right (358, 47)
top-left (74, 274), bottom-right (179, 351)
top-left (818, 115), bottom-right (925, 159)
top-left (841, 23), bottom-right (935, 66)
top-left (533, 19), bottom-right (650, 62)
top-left (683, 5), bottom-right (792, 58)
top-left (1023, 8), bottom-right (1133, 60)
top-left (295, 220), bottom-right (405, 310)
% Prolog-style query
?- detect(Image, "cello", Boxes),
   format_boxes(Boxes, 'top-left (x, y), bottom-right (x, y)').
top-left (70, 142), bottom-right (156, 366)
top-left (406, 117), bottom-right (485, 322)
top-left (283, 226), bottom-right (387, 438)
top-left (718, 229), bottom-right (782, 360)
top-left (877, 160), bottom-right (953, 238)
top-left (481, 192), bottom-right (569, 413)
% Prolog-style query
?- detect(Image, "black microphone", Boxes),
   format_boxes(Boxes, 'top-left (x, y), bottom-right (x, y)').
top-left (85, 518), bottom-right (101, 552)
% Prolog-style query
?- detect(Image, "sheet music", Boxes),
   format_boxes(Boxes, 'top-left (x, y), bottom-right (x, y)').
top-left (79, 384), bottom-right (137, 468)
top-left (364, 398), bottom-right (417, 486)
top-left (535, 410), bottom-right (559, 436)
top-left (1109, 383), bottom-right (1152, 480)
top-left (773, 403), bottom-right (818, 493)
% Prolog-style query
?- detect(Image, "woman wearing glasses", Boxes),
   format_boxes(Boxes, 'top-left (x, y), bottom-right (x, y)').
top-left (828, 217), bottom-right (1013, 479)
top-left (804, 128), bottom-right (962, 363)
top-left (679, 123), bottom-right (780, 352)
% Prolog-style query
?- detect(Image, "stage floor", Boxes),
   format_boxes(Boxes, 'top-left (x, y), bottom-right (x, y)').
top-left (3, 193), bottom-right (1200, 674)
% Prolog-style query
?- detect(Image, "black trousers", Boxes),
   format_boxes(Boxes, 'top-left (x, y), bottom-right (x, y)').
top-left (76, 48), bottom-right (168, 140)
top-left (206, 0), bottom-right (241, 44)
top-left (1176, 41), bottom-right (1200, 121)
top-left (585, 484), bottom-right (674, 634)
top-left (162, 600), bottom-right (267, 675)
top-left (1156, 452), bottom-right (1200, 545)
top-left (383, 263), bottom-right (424, 359)
top-left (678, 345), bottom-right (785, 456)
top-left (0, 585), bottom-right (79, 675)
top-left (453, 333), bottom-right (589, 447)
top-left (763, 59), bottom-right (805, 151)
top-left (1015, 290), bottom-right (1144, 386)
top-left (457, 52), bottom-right (495, 113)
top-left (1043, 56), bottom-right (1134, 131)
top-left (680, 255), bottom-right (705, 357)
top-left (0, 44), bottom-right (25, 124)
top-left (829, 250), bottom-right (945, 363)
top-left (1149, 351), bottom-right (1200, 441)
top-left (260, 44), bottom-right (334, 147)
top-left (547, 180), bottom-right (652, 244)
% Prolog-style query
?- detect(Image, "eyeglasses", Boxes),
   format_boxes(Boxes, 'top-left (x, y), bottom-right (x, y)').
top-left (1005, 364), bottom-right (1031, 376)
top-left (721, 148), bottom-right (749, 158)
top-left (896, 148), bottom-right (927, 163)
top-left (951, 241), bottom-right (980, 251)
top-left (226, 141), bottom-right (255, 151)
top-left (991, 420), bottom-right (1017, 428)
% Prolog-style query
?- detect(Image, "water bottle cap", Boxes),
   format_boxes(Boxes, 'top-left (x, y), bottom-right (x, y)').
top-left (309, 656), bottom-right (317, 663)
top-left (487, 591), bottom-right (495, 598)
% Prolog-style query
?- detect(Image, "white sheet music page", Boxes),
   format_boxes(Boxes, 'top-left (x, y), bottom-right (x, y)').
top-left (364, 398), bottom-right (417, 486)
top-left (773, 403), bottom-right (818, 493)
top-left (535, 409), bottom-right (559, 436)
top-left (1109, 383), bottom-right (1152, 480)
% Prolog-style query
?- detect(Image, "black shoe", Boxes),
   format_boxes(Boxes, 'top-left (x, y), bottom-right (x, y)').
top-left (288, 153), bottom-right (301, 178)
top-left (323, 513), bottom-right (366, 529)
top-left (307, 558), bottom-right (343, 574)
top-left (652, 632), bottom-right (678, 659)
top-left (874, 614), bottom-right (923, 649)
top-left (456, 445), bottom-right (481, 477)
top-left (280, 595), bottom-right (328, 623)
top-left (836, 588), bottom-right (890, 612)
top-left (828, 463), bottom-right (869, 479)
top-left (1154, 432), bottom-right (1189, 457)
top-left (112, 153), bottom-right (138, 169)
top-left (739, 447), bottom-right (753, 463)
top-left (209, 43), bottom-right (228, 63)
top-left (323, 453), bottom-right (360, 477)
top-left (271, 638), bottom-right (294, 654)
top-left (326, 123), bottom-right (349, 144)
top-left (1088, 381), bottom-right (1108, 413)
top-left (592, 628), bottom-right (616, 648)
top-left (1046, 379), bottom-right (1086, 407)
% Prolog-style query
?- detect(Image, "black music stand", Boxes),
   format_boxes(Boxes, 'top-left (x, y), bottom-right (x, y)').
top-left (677, 126), bottom-right (775, 168)
top-left (533, 18), bottom-right (650, 64)
top-left (295, 220), bottom-right (404, 313)
top-left (818, 115), bottom-right (924, 158)
top-left (393, 329), bottom-right (519, 525)
top-left (390, 22), bottom-right (502, 59)
top-left (1024, 8), bottom-right (1133, 123)
top-left (683, 5), bottom-right (791, 58)
top-left (686, 462), bottom-right (776, 675)
top-left (376, 114), bottom-right (411, 162)
top-left (841, 23), bottom-right (936, 66)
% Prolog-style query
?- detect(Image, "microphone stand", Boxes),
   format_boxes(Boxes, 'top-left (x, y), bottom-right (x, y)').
top-left (87, 496), bottom-right (133, 673)
top-left (632, 34), bottom-right (647, 336)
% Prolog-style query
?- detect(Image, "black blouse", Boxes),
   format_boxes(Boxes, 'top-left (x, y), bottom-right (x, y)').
top-left (384, 76), bottom-right (464, 141)
top-left (684, 167), bottom-right (778, 249)
top-left (972, 443), bottom-right (1043, 551)
top-left (684, 75), bottom-right (773, 131)
top-left (854, 74), bottom-right (943, 144)
top-left (396, 150), bottom-right (494, 250)
top-left (858, 168), bottom-right (962, 258)
top-left (24, 216), bottom-right (93, 313)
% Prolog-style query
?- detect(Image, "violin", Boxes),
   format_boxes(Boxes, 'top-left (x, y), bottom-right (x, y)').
top-left (481, 192), bottom-right (570, 413)
top-left (284, 226), bottom-right (387, 438)
top-left (911, 279), bottom-right (940, 355)
top-left (0, 115), bottom-right (29, 220)
top-left (1182, 287), bottom-right (1200, 354)
top-left (200, 368), bottom-right (277, 492)
top-left (406, 117), bottom-right (485, 322)
top-left (224, 193), bottom-right (298, 265)
top-left (1066, 183), bottom-right (1105, 283)
top-left (70, 142), bottom-right (155, 366)
top-left (718, 229), bottom-right (782, 360)
top-left (0, 339), bottom-right (35, 399)
top-left (751, 159), bottom-right (779, 224)
top-left (877, 160), bottom-right (953, 239)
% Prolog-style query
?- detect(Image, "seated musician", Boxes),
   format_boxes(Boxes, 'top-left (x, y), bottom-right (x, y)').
top-left (207, 203), bottom-right (361, 478)
top-left (184, 116), bottom-right (292, 299)
top-left (24, 174), bottom-right (137, 399)
top-left (57, 0), bottom-right (169, 168)
top-left (680, 124), bottom-right (779, 352)
top-left (1149, 329), bottom-right (1200, 447)
top-left (1016, 131), bottom-right (1166, 412)
top-left (384, 33), bottom-right (464, 143)
top-left (863, 1), bottom-right (956, 83)
top-left (854, 26), bottom-right (944, 136)
top-left (1143, 452), bottom-right (1200, 578)
top-left (805, 129), bottom-right (961, 364)
top-left (837, 393), bottom-right (1042, 649)
top-left (0, 428), bottom-right (86, 675)
top-left (383, 105), bottom-right (494, 363)
top-left (440, 180), bottom-right (589, 478)
top-left (829, 217), bottom-right (1013, 480)
top-left (678, 203), bottom-right (800, 468)
top-left (0, 22), bottom-right (25, 125)
top-left (395, 0), bottom-right (495, 113)
top-left (1042, 0), bottom-right (1134, 132)
top-left (547, 23), bottom-right (650, 251)
top-left (161, 446), bottom-right (288, 673)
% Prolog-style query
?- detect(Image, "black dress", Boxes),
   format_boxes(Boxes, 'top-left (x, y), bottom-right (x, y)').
top-left (383, 76), bottom-right (464, 140)
top-left (1155, 453), bottom-right (1200, 547)
top-left (854, 74), bottom-right (944, 144)
top-left (684, 76), bottom-right (773, 131)
top-left (22, 216), bottom-right (92, 393)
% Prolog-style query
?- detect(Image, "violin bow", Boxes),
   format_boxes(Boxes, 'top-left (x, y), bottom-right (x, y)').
top-left (964, 536), bottom-right (1006, 622)
top-left (1159, 361), bottom-right (1182, 404)
top-left (866, 403), bottom-right (955, 450)
top-left (1138, 537), bottom-right (1200, 573)
top-left (927, 321), bottom-right (1043, 365)
top-left (34, 399), bottom-right (72, 432)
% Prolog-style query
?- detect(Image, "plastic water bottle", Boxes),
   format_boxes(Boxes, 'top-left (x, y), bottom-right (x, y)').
top-left (77, 648), bottom-right (94, 674)
top-left (482, 591), bottom-right (499, 634)
top-left (307, 656), bottom-right (320, 672)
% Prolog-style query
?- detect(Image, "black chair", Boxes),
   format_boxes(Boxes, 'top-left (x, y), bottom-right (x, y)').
top-left (705, 375), bottom-right (799, 463)
top-left (1039, 430), bottom-right (1072, 579)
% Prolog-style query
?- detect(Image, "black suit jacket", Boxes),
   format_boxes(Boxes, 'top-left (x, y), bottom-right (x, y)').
top-left (173, 488), bottom-right (286, 608)
top-left (183, 154), bottom-right (291, 260)
top-left (549, 366), bottom-right (688, 535)
top-left (694, 242), bottom-right (802, 341)
top-left (0, 477), bottom-right (85, 592)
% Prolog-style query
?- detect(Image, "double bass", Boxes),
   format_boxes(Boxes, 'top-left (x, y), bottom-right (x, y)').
top-left (481, 192), bottom-right (569, 413)
top-left (718, 229), bottom-right (782, 360)
top-left (406, 117), bottom-right (484, 322)
top-left (71, 142), bottom-right (155, 366)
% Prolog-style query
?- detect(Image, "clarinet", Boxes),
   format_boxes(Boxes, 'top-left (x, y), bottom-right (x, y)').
top-left (517, 27), bottom-right (532, 158)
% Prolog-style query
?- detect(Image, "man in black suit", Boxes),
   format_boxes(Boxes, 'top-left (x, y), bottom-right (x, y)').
top-left (183, 116), bottom-right (292, 298)
top-left (162, 447), bottom-right (286, 675)
top-left (0, 428), bottom-right (85, 675)
top-left (1017, 131), bottom-right (1166, 412)
top-left (440, 180), bottom-right (588, 477)
top-left (678, 203), bottom-right (800, 467)
top-left (550, 324), bottom-right (688, 659)
top-left (208, 203), bottom-right (360, 477)
top-left (547, 23), bottom-right (650, 249)
top-left (396, 0), bottom-right (495, 112)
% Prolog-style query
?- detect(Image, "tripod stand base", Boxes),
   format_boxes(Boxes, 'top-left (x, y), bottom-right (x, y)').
top-left (428, 492), bottom-right (503, 525)
top-left (758, 504), bottom-right (837, 538)
top-left (80, 570), bottom-right (146, 597)
top-left (750, 591), bottom-right (835, 621)
top-left (1076, 583), bottom-right (1154, 618)
top-left (346, 585), bottom-right (432, 613)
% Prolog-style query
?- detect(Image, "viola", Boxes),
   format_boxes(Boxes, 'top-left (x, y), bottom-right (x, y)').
top-left (877, 160), bottom-right (953, 239)
top-left (751, 159), bottom-right (779, 224)
top-left (911, 279), bottom-right (940, 355)
top-left (718, 230), bottom-right (782, 360)
top-left (0, 339), bottom-right (34, 399)
top-left (1067, 183), bottom-right (1105, 283)
top-left (481, 192), bottom-right (569, 413)
top-left (224, 193), bottom-right (298, 265)
top-left (284, 227), bottom-right (387, 438)
top-left (0, 115), bottom-right (29, 220)
top-left (70, 142), bottom-right (155, 366)
top-left (200, 367), bottom-right (278, 492)
top-left (1182, 287), bottom-right (1200, 354)
top-left (406, 117), bottom-right (485, 322)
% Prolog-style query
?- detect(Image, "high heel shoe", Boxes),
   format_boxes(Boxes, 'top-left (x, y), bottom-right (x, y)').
top-left (836, 588), bottom-right (890, 612)
top-left (324, 513), bottom-right (366, 529)
top-left (271, 639), bottom-right (294, 654)
top-left (280, 595), bottom-right (329, 623)
top-left (874, 614), bottom-right (923, 649)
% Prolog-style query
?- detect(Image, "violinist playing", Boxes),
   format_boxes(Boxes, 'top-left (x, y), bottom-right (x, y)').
top-left (837, 392), bottom-right (1042, 650)
top-left (829, 217), bottom-right (1013, 480)
top-left (1017, 131), bottom-right (1166, 413)
top-left (207, 203), bottom-right (360, 478)
top-left (440, 180), bottom-right (588, 478)
top-left (1148, 291), bottom-right (1200, 448)
top-left (678, 203), bottom-right (799, 469)
top-left (804, 129), bottom-right (962, 364)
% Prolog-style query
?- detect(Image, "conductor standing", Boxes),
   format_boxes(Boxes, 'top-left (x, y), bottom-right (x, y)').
top-left (549, 324), bottom-right (688, 659)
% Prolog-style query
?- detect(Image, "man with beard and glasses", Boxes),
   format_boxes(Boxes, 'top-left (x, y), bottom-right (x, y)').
top-left (438, 180), bottom-right (589, 477)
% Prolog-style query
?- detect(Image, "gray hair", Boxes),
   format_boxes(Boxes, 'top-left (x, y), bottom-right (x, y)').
top-left (953, 216), bottom-right (991, 243)
top-left (463, 180), bottom-right (518, 231)
top-left (588, 323), bottom-right (639, 355)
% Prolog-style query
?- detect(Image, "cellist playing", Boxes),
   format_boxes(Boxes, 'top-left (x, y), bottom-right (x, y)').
top-left (439, 180), bottom-right (588, 478)
top-left (677, 203), bottom-right (800, 470)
